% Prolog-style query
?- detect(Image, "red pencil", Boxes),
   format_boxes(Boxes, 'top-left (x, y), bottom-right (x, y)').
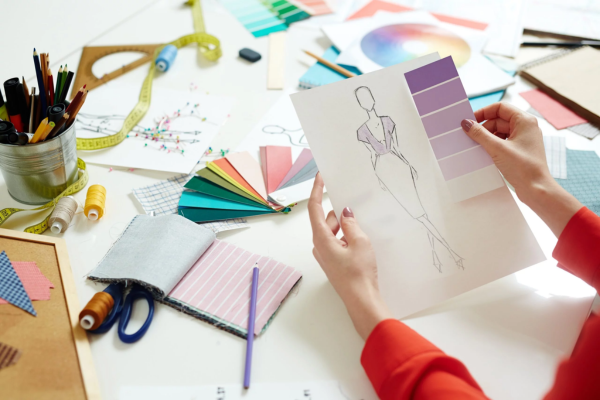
top-left (47, 69), bottom-right (54, 107)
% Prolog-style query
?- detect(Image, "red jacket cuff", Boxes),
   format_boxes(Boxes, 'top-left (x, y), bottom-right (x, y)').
top-left (361, 319), bottom-right (441, 392)
top-left (553, 207), bottom-right (600, 290)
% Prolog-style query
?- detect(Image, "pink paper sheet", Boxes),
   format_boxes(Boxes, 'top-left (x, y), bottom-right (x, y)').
top-left (277, 148), bottom-right (313, 190)
top-left (168, 240), bottom-right (302, 335)
top-left (260, 146), bottom-right (293, 194)
top-left (520, 89), bottom-right (587, 130)
top-left (226, 152), bottom-right (268, 201)
top-left (0, 262), bottom-right (53, 304)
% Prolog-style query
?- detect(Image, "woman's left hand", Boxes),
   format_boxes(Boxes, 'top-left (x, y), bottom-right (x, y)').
top-left (308, 173), bottom-right (392, 339)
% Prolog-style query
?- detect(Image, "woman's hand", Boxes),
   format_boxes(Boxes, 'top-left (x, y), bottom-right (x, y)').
top-left (462, 102), bottom-right (582, 236)
top-left (308, 173), bottom-right (392, 340)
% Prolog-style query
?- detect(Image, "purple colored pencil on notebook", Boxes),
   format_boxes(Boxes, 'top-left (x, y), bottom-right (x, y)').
top-left (244, 265), bottom-right (259, 389)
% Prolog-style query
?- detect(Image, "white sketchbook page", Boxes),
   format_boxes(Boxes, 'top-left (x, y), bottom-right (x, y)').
top-left (291, 55), bottom-right (545, 318)
top-left (76, 83), bottom-right (234, 174)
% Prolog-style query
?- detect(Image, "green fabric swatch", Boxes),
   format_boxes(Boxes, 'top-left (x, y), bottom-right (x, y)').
top-left (556, 149), bottom-right (600, 215)
top-left (196, 168), bottom-right (258, 203)
top-left (178, 207), bottom-right (275, 223)
top-left (185, 176), bottom-right (270, 210)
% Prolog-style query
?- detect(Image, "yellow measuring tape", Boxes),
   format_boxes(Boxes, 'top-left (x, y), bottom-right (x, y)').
top-left (1, 1), bottom-right (220, 234)
top-left (0, 158), bottom-right (89, 234)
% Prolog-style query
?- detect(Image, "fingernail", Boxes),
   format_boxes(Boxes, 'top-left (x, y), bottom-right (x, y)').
top-left (461, 119), bottom-right (474, 132)
top-left (342, 207), bottom-right (354, 218)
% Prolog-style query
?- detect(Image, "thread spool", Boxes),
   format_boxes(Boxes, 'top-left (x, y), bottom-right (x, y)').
top-left (48, 196), bottom-right (78, 234)
top-left (79, 291), bottom-right (115, 330)
top-left (155, 45), bottom-right (178, 72)
top-left (84, 184), bottom-right (106, 220)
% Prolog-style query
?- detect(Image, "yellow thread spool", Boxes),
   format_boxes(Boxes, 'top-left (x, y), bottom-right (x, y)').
top-left (84, 184), bottom-right (106, 220)
top-left (79, 291), bottom-right (114, 330)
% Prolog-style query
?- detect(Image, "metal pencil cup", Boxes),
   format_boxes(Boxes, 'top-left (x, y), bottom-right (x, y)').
top-left (0, 124), bottom-right (78, 205)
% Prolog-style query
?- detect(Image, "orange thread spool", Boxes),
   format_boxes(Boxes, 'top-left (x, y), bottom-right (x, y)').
top-left (79, 291), bottom-right (114, 330)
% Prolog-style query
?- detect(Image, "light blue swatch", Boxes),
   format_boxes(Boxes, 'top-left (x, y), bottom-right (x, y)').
top-left (179, 191), bottom-right (272, 212)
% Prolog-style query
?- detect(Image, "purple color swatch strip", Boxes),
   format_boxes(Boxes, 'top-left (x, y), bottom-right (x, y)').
top-left (422, 101), bottom-right (474, 139)
top-left (412, 78), bottom-right (467, 116)
top-left (439, 146), bottom-right (494, 181)
top-left (429, 129), bottom-right (479, 160)
top-left (404, 56), bottom-right (458, 94)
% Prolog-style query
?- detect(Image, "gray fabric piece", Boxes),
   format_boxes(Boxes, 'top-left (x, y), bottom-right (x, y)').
top-left (89, 214), bottom-right (215, 299)
top-left (278, 158), bottom-right (318, 189)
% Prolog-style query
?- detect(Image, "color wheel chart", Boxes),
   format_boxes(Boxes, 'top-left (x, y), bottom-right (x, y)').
top-left (405, 56), bottom-right (503, 201)
top-left (220, 0), bottom-right (310, 38)
top-left (361, 24), bottom-right (471, 68)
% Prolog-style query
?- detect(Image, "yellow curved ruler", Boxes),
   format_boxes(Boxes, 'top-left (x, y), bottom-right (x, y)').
top-left (0, 158), bottom-right (89, 234)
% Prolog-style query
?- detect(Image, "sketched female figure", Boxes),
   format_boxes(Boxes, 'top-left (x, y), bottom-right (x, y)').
top-left (355, 86), bottom-right (463, 272)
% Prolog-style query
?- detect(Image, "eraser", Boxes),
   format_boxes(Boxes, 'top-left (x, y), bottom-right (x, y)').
top-left (239, 48), bottom-right (261, 63)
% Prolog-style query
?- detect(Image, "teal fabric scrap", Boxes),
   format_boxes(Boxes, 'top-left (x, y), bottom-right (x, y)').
top-left (556, 149), bottom-right (600, 215)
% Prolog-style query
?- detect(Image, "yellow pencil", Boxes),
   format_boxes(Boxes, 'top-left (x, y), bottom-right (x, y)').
top-left (30, 118), bottom-right (49, 143)
top-left (303, 50), bottom-right (356, 78)
top-left (39, 121), bottom-right (55, 142)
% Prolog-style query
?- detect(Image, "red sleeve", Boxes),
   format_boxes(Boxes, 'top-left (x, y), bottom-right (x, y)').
top-left (361, 319), bottom-right (488, 400)
top-left (544, 206), bottom-right (600, 399)
top-left (552, 206), bottom-right (600, 291)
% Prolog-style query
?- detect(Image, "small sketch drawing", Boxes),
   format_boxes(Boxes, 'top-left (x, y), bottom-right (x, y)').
top-left (262, 125), bottom-right (309, 147)
top-left (354, 86), bottom-right (464, 272)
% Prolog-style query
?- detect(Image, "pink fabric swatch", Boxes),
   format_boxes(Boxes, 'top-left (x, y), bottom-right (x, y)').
top-left (0, 262), bottom-right (54, 304)
top-left (168, 240), bottom-right (302, 335)
top-left (277, 148), bottom-right (313, 190)
top-left (520, 89), bottom-right (587, 130)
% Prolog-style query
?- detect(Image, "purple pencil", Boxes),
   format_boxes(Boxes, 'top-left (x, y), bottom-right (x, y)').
top-left (244, 266), bottom-right (259, 389)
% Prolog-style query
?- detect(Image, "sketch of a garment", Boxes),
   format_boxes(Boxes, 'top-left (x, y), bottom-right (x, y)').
top-left (262, 125), bottom-right (309, 147)
top-left (358, 117), bottom-right (425, 219)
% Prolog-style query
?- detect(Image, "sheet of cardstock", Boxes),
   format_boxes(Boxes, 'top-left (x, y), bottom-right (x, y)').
top-left (77, 83), bottom-right (234, 174)
top-left (132, 174), bottom-right (249, 234)
top-left (179, 191), bottom-right (273, 212)
top-left (0, 262), bottom-right (53, 304)
top-left (196, 168), bottom-right (259, 203)
top-left (167, 239), bottom-right (302, 336)
top-left (178, 208), bottom-right (276, 223)
top-left (185, 176), bottom-right (267, 208)
top-left (260, 146), bottom-right (292, 194)
top-left (270, 178), bottom-right (317, 206)
top-left (543, 136), bottom-right (567, 180)
top-left (226, 152), bottom-right (269, 200)
top-left (292, 0), bottom-right (333, 16)
top-left (278, 158), bottom-right (318, 190)
top-left (405, 56), bottom-right (505, 201)
top-left (277, 148), bottom-right (313, 189)
top-left (0, 252), bottom-right (36, 316)
top-left (520, 89), bottom-right (588, 130)
top-left (210, 159), bottom-right (267, 204)
top-left (556, 150), bottom-right (600, 215)
top-left (291, 54), bottom-right (545, 319)
top-left (0, 342), bottom-right (22, 370)
top-left (236, 94), bottom-right (309, 164)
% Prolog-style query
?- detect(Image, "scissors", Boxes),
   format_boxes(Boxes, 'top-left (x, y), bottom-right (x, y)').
top-left (85, 283), bottom-right (155, 344)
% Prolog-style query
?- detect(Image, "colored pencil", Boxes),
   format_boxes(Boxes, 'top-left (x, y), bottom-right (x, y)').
top-left (46, 113), bottom-right (69, 141)
top-left (243, 266), bottom-right (259, 389)
top-left (58, 71), bottom-right (74, 104)
top-left (65, 90), bottom-right (87, 129)
top-left (303, 50), bottom-right (356, 78)
top-left (38, 121), bottom-right (55, 142)
top-left (28, 87), bottom-right (36, 134)
top-left (47, 69), bottom-right (54, 107)
top-left (30, 117), bottom-right (48, 143)
top-left (33, 49), bottom-right (47, 116)
top-left (55, 66), bottom-right (63, 104)
top-left (65, 85), bottom-right (85, 114)
top-left (59, 64), bottom-right (68, 101)
top-left (22, 77), bottom-right (30, 108)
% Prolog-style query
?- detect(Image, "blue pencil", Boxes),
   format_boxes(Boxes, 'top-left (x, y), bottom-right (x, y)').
top-left (244, 266), bottom-right (259, 389)
top-left (33, 49), bottom-right (47, 118)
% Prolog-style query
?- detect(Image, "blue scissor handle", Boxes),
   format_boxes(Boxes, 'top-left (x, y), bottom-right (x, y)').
top-left (117, 285), bottom-right (155, 343)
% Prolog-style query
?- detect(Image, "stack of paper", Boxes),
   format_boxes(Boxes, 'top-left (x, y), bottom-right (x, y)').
top-left (178, 148), bottom-right (319, 223)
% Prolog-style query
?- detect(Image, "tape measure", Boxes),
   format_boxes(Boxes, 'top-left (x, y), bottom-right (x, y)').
top-left (0, 158), bottom-right (89, 234)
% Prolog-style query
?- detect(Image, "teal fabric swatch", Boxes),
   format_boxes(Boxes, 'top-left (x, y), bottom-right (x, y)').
top-left (556, 149), bottom-right (600, 215)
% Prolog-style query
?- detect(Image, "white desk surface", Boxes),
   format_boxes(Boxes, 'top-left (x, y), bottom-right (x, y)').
top-left (1, 1), bottom-right (598, 399)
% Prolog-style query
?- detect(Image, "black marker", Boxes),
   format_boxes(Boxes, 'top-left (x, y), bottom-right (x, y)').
top-left (0, 121), bottom-right (19, 144)
top-left (47, 103), bottom-right (66, 135)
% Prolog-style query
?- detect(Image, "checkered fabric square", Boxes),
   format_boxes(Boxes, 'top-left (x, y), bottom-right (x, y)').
top-left (543, 136), bottom-right (567, 179)
top-left (557, 150), bottom-right (600, 215)
top-left (0, 251), bottom-right (36, 316)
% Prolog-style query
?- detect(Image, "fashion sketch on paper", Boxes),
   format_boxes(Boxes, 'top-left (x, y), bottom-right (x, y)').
top-left (354, 86), bottom-right (463, 272)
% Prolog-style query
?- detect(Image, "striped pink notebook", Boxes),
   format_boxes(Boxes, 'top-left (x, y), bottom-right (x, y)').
top-left (165, 240), bottom-right (302, 337)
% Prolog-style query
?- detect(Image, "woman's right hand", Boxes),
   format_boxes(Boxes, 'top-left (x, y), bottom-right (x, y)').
top-left (461, 102), bottom-right (582, 237)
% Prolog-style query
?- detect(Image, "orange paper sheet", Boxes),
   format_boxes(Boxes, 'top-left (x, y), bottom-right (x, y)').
top-left (212, 158), bottom-right (267, 203)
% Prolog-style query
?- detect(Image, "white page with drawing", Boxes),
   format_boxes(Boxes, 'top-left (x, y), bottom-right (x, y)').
top-left (291, 54), bottom-right (545, 318)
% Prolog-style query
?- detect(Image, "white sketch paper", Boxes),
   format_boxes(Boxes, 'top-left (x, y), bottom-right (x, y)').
top-left (291, 54), bottom-right (545, 318)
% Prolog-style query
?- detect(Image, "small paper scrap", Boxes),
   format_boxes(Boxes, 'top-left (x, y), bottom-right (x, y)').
top-left (0, 342), bottom-right (22, 370)
top-left (0, 261), bottom-right (54, 304)
top-left (543, 136), bottom-right (567, 179)
top-left (520, 89), bottom-right (587, 130)
top-left (0, 252), bottom-right (36, 316)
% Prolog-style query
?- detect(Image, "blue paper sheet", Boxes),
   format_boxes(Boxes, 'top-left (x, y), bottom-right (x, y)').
top-left (178, 191), bottom-right (272, 212)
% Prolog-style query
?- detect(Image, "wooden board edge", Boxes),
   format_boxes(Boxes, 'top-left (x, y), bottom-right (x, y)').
top-left (54, 239), bottom-right (102, 400)
top-left (0, 228), bottom-right (62, 244)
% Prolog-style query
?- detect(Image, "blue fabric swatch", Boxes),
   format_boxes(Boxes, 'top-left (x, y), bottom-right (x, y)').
top-left (556, 149), bottom-right (600, 215)
top-left (0, 251), bottom-right (36, 316)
